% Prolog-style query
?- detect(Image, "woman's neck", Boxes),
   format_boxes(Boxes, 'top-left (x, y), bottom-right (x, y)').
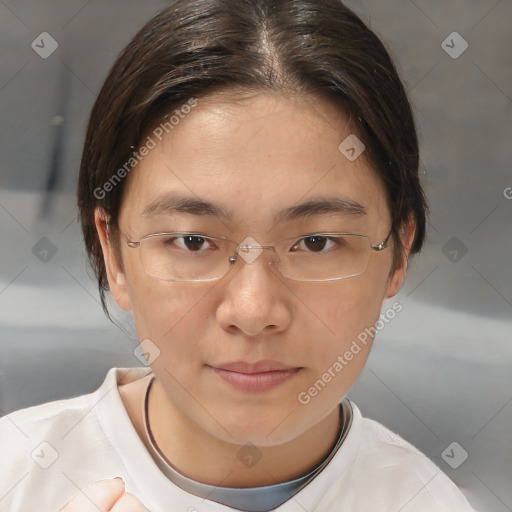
top-left (146, 377), bottom-right (341, 488)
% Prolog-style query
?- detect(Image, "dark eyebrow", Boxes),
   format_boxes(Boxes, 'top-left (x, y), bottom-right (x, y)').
top-left (142, 194), bottom-right (233, 221)
top-left (276, 196), bottom-right (366, 223)
top-left (142, 193), bottom-right (366, 223)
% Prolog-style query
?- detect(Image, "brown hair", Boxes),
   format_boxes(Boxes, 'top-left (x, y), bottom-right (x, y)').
top-left (77, 0), bottom-right (428, 317)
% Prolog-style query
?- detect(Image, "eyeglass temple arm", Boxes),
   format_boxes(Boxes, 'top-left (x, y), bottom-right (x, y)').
top-left (371, 228), bottom-right (393, 252)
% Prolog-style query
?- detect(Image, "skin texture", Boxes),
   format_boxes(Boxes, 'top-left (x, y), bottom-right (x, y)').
top-left (95, 91), bottom-right (415, 489)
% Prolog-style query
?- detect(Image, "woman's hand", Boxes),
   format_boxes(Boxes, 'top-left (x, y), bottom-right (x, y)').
top-left (59, 478), bottom-right (148, 511)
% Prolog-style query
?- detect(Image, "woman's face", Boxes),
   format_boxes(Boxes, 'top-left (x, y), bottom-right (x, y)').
top-left (98, 91), bottom-right (410, 446)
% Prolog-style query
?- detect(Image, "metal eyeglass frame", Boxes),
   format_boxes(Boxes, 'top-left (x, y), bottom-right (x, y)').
top-left (125, 227), bottom-right (394, 282)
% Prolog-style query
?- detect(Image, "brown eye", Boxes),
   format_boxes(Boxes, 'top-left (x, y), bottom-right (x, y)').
top-left (162, 235), bottom-right (213, 252)
top-left (182, 235), bottom-right (207, 251)
top-left (291, 235), bottom-right (338, 253)
top-left (302, 235), bottom-right (328, 252)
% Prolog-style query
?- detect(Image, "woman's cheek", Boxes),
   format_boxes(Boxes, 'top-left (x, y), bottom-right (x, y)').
top-left (128, 279), bottom-right (177, 338)
top-left (319, 281), bottom-right (378, 336)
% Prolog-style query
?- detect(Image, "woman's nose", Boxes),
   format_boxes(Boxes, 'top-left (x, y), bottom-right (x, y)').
top-left (216, 242), bottom-right (291, 337)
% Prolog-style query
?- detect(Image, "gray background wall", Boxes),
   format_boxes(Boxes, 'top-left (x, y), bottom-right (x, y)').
top-left (0, 1), bottom-right (511, 511)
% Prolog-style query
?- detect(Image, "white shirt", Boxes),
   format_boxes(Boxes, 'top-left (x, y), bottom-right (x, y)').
top-left (0, 367), bottom-right (477, 512)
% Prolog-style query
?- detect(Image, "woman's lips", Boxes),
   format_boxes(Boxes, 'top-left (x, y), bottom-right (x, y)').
top-left (209, 361), bottom-right (302, 392)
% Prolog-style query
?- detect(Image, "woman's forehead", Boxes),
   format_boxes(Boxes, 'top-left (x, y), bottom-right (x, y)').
top-left (173, 91), bottom-right (353, 144)
top-left (121, 92), bottom-right (390, 229)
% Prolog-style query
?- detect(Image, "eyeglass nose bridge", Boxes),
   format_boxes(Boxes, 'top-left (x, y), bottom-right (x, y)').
top-left (228, 237), bottom-right (278, 267)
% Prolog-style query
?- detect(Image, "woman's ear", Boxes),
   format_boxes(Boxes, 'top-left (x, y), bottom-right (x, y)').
top-left (385, 218), bottom-right (416, 299)
top-left (94, 208), bottom-right (132, 311)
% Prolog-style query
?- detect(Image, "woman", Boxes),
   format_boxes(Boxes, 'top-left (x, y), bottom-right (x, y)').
top-left (0, 1), bottom-right (476, 510)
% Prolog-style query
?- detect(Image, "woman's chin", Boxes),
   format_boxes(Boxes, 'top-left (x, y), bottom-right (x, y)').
top-left (202, 414), bottom-right (306, 448)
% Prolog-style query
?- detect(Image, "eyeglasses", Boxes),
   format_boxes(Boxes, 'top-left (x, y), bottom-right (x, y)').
top-left (125, 229), bottom-right (393, 282)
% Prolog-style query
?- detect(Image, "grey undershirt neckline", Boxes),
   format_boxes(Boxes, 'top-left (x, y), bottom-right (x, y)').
top-left (142, 376), bottom-right (353, 512)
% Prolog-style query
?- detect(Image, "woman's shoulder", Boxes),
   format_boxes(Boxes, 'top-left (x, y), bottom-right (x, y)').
top-left (0, 367), bottom-right (151, 445)
top-left (342, 401), bottom-right (477, 511)
top-left (1, 391), bottom-right (91, 433)
top-left (355, 406), bottom-right (446, 473)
